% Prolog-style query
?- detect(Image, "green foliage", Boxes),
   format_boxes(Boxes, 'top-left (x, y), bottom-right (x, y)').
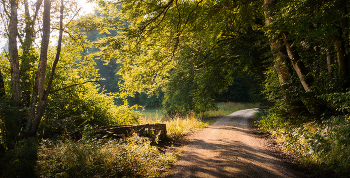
top-left (257, 111), bottom-right (350, 177)
top-left (39, 37), bottom-right (140, 137)
top-left (37, 135), bottom-right (177, 177)
top-left (128, 91), bottom-right (164, 108)
top-left (216, 77), bottom-right (252, 103)
top-left (319, 91), bottom-right (350, 113)
top-left (1, 27), bottom-right (140, 141)
top-left (84, 0), bottom-right (267, 115)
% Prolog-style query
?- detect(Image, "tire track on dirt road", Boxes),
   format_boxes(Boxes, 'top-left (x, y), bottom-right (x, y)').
top-left (165, 109), bottom-right (307, 178)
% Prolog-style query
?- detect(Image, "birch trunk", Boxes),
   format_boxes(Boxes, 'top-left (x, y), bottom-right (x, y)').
top-left (9, 0), bottom-right (21, 105)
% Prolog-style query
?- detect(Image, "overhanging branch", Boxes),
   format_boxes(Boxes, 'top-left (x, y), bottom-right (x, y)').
top-left (50, 80), bottom-right (102, 93)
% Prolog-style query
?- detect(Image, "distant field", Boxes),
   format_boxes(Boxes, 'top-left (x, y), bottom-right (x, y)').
top-left (137, 102), bottom-right (259, 138)
top-left (136, 107), bottom-right (166, 122)
top-left (138, 102), bottom-right (260, 121)
top-left (200, 102), bottom-right (260, 118)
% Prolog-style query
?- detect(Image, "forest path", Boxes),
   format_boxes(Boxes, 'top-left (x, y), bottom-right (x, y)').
top-left (164, 109), bottom-right (307, 178)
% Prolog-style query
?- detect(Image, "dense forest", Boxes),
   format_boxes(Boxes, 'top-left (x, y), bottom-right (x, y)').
top-left (0, 0), bottom-right (350, 177)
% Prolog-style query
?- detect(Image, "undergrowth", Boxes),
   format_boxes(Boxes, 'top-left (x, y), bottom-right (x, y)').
top-left (0, 134), bottom-right (177, 178)
top-left (0, 102), bottom-right (257, 177)
top-left (36, 134), bottom-right (177, 177)
top-left (257, 111), bottom-right (350, 177)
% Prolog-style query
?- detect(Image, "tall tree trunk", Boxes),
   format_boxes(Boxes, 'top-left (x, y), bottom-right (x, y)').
top-left (26, 0), bottom-right (64, 137)
top-left (9, 0), bottom-right (21, 105)
top-left (282, 33), bottom-right (312, 92)
top-left (334, 34), bottom-right (350, 90)
top-left (26, 0), bottom-right (52, 137)
top-left (264, 0), bottom-right (308, 115)
top-left (21, 0), bottom-right (43, 107)
top-left (264, 0), bottom-right (291, 93)
top-left (334, 0), bottom-right (350, 91)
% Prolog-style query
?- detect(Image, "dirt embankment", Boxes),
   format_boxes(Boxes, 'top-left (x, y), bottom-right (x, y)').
top-left (164, 109), bottom-right (311, 178)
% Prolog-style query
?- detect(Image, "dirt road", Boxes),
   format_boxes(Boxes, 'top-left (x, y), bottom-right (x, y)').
top-left (165, 109), bottom-right (307, 178)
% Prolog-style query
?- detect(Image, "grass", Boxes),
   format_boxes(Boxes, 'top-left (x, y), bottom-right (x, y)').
top-left (37, 135), bottom-right (177, 178)
top-left (1, 134), bottom-right (178, 178)
top-left (139, 102), bottom-right (260, 139)
top-left (199, 102), bottom-right (260, 118)
top-left (137, 107), bottom-right (165, 122)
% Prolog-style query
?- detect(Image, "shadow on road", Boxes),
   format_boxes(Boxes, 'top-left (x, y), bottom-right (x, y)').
top-left (165, 109), bottom-right (308, 178)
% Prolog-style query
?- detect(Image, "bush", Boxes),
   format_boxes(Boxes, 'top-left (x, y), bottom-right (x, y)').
top-left (42, 83), bottom-right (140, 138)
top-left (39, 38), bottom-right (140, 138)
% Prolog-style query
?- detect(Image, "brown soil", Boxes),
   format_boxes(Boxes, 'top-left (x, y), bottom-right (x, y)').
top-left (162, 109), bottom-right (313, 178)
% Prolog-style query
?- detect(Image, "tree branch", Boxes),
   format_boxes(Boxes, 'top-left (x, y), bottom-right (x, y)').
top-left (50, 80), bottom-right (102, 93)
top-left (45, 0), bottom-right (64, 98)
top-left (140, 0), bottom-right (174, 33)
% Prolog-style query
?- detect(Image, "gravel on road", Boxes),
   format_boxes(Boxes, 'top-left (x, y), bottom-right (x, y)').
top-left (164, 109), bottom-right (309, 178)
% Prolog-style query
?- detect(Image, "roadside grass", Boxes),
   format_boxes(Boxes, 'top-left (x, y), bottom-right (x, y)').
top-left (36, 135), bottom-right (178, 178)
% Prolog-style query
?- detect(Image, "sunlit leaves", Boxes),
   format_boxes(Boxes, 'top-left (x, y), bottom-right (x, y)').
top-left (86, 0), bottom-right (267, 113)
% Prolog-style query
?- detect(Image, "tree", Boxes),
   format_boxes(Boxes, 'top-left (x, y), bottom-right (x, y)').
top-left (88, 0), bottom-right (267, 114)
top-left (263, 0), bottom-right (350, 116)
top-left (89, 0), bottom-right (350, 119)
top-left (0, 0), bottom-right (83, 138)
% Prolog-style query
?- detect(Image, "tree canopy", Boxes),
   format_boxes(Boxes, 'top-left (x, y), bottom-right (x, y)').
top-left (84, 0), bottom-right (267, 113)
top-left (84, 0), bottom-right (349, 118)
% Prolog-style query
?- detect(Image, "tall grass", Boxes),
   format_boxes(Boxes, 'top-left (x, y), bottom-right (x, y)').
top-left (37, 135), bottom-right (177, 177)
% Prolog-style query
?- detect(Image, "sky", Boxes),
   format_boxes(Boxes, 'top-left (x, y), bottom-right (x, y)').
top-left (80, 0), bottom-right (96, 15)
top-left (0, 0), bottom-right (96, 51)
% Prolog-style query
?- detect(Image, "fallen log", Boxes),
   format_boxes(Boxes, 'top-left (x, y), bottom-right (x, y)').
top-left (95, 123), bottom-right (167, 141)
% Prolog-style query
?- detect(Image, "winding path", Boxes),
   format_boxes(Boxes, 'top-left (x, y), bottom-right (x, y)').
top-left (165, 109), bottom-right (307, 178)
